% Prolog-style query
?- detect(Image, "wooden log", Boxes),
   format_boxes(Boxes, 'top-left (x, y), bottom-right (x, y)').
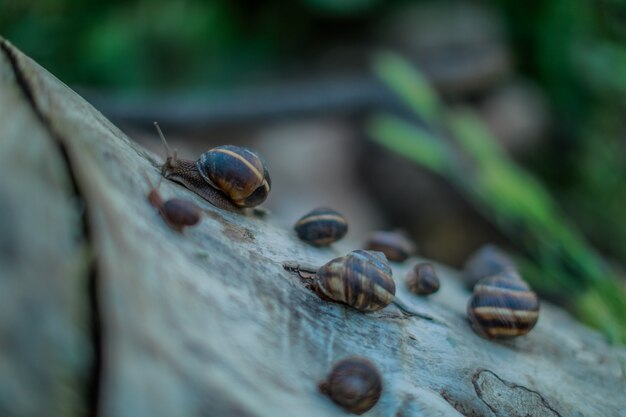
top-left (0, 38), bottom-right (624, 417)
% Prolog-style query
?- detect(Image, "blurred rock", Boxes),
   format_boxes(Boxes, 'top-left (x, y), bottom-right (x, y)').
top-left (380, 1), bottom-right (512, 98)
top-left (477, 81), bottom-right (550, 156)
top-left (357, 141), bottom-right (509, 266)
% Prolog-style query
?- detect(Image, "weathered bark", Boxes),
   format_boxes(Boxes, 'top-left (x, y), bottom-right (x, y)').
top-left (0, 39), bottom-right (625, 417)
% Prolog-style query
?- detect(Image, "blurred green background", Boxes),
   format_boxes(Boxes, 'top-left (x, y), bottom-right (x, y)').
top-left (3, 0), bottom-right (626, 342)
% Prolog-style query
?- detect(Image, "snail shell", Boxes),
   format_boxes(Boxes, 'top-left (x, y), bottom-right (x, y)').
top-left (294, 207), bottom-right (348, 246)
top-left (364, 230), bottom-right (416, 262)
top-left (463, 244), bottom-right (517, 289)
top-left (467, 272), bottom-right (539, 339)
top-left (406, 262), bottom-right (440, 295)
top-left (157, 122), bottom-right (271, 211)
top-left (146, 175), bottom-right (201, 232)
top-left (197, 145), bottom-right (271, 207)
top-left (319, 357), bottom-right (382, 415)
top-left (160, 198), bottom-right (201, 232)
top-left (316, 250), bottom-right (396, 312)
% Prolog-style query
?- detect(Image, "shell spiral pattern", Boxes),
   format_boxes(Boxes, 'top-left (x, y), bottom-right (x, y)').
top-left (294, 207), bottom-right (348, 246)
top-left (197, 145), bottom-right (271, 207)
top-left (316, 250), bottom-right (396, 312)
top-left (467, 273), bottom-right (539, 339)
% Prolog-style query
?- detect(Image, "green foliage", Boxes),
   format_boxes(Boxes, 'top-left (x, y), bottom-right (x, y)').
top-left (372, 52), bottom-right (443, 125)
top-left (0, 0), bottom-right (307, 89)
top-left (369, 52), bottom-right (626, 344)
top-left (490, 0), bottom-right (626, 267)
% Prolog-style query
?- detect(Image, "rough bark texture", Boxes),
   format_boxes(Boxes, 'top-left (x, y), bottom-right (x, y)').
top-left (0, 39), bottom-right (625, 417)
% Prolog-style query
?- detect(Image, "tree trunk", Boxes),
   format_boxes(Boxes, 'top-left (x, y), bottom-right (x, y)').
top-left (0, 38), bottom-right (624, 417)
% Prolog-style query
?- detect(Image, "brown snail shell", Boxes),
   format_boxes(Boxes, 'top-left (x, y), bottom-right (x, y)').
top-left (294, 207), bottom-right (348, 246)
top-left (364, 230), bottom-right (416, 262)
top-left (319, 357), bottom-right (382, 415)
top-left (316, 250), bottom-right (396, 312)
top-left (462, 244), bottom-right (518, 289)
top-left (467, 272), bottom-right (539, 339)
top-left (159, 198), bottom-right (201, 232)
top-left (406, 262), bottom-right (440, 295)
top-left (145, 175), bottom-right (201, 232)
top-left (197, 145), bottom-right (271, 207)
top-left (156, 123), bottom-right (271, 211)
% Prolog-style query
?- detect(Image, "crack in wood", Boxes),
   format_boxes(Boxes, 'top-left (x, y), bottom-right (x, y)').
top-left (472, 369), bottom-right (563, 417)
top-left (1, 39), bottom-right (103, 417)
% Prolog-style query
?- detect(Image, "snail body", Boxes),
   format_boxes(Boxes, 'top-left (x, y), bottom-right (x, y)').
top-left (407, 263), bottom-right (440, 295)
top-left (294, 207), bottom-right (348, 246)
top-left (319, 357), bottom-right (382, 415)
top-left (364, 230), bottom-right (416, 262)
top-left (156, 123), bottom-right (271, 212)
top-left (467, 272), bottom-right (539, 339)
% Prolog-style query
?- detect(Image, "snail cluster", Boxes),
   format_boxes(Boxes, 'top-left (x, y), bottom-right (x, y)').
top-left (145, 123), bottom-right (543, 414)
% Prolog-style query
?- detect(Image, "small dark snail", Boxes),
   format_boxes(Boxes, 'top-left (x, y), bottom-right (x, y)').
top-left (467, 271), bottom-right (539, 339)
top-left (155, 122), bottom-right (271, 213)
top-left (318, 357), bottom-right (382, 415)
top-left (144, 174), bottom-right (201, 232)
top-left (294, 207), bottom-right (348, 246)
top-left (406, 262), bottom-right (440, 295)
top-left (283, 250), bottom-right (433, 319)
top-left (364, 230), bottom-right (416, 262)
top-left (462, 244), bottom-right (518, 289)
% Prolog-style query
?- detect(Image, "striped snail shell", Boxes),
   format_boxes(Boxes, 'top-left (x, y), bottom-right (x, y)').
top-left (406, 262), bottom-right (440, 295)
top-left (294, 207), bottom-right (348, 246)
top-left (467, 271), bottom-right (539, 339)
top-left (463, 244), bottom-right (518, 289)
top-left (316, 250), bottom-right (396, 312)
top-left (197, 145), bottom-right (271, 207)
top-left (319, 357), bottom-right (382, 415)
top-left (350, 249), bottom-right (393, 276)
top-left (364, 230), bottom-right (416, 262)
top-left (157, 121), bottom-right (271, 211)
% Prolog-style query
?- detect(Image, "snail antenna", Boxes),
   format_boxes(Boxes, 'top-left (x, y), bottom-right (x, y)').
top-left (154, 121), bottom-right (178, 172)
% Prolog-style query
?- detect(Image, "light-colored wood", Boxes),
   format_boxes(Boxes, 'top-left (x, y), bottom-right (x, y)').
top-left (1, 39), bottom-right (625, 417)
top-left (0, 44), bottom-right (92, 417)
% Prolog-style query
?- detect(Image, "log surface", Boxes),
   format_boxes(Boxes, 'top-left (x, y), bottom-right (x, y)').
top-left (1, 39), bottom-right (625, 417)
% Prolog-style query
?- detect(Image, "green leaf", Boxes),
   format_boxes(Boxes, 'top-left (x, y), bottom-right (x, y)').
top-left (371, 52), bottom-right (442, 125)
top-left (368, 114), bottom-right (447, 173)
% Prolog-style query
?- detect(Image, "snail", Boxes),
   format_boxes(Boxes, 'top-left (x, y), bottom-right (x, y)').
top-left (364, 230), bottom-right (416, 262)
top-left (144, 174), bottom-right (201, 232)
top-left (462, 244), bottom-right (518, 289)
top-left (467, 270), bottom-right (539, 339)
top-left (155, 122), bottom-right (271, 213)
top-left (283, 250), bottom-right (433, 319)
top-left (294, 207), bottom-right (348, 246)
top-left (318, 357), bottom-right (382, 415)
top-left (406, 262), bottom-right (440, 296)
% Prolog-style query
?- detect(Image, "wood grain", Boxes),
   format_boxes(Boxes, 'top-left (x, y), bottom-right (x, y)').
top-left (1, 38), bottom-right (625, 417)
